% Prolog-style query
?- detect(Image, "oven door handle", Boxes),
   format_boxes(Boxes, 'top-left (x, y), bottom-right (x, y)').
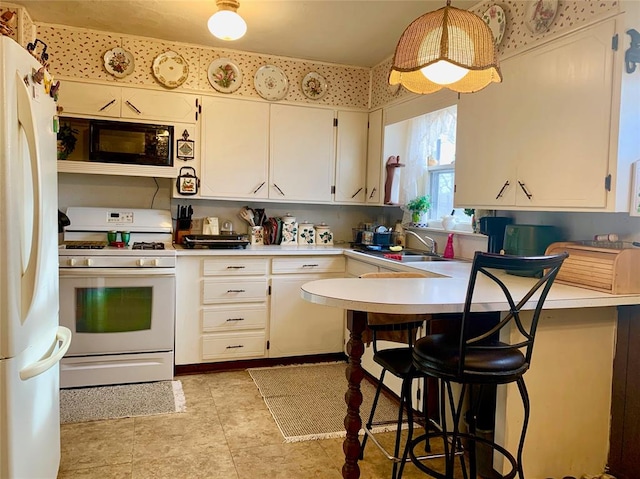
top-left (20, 326), bottom-right (72, 381)
top-left (59, 268), bottom-right (176, 278)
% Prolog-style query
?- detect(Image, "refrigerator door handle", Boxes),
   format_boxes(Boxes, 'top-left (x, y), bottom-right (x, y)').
top-left (16, 71), bottom-right (42, 321)
top-left (19, 326), bottom-right (72, 380)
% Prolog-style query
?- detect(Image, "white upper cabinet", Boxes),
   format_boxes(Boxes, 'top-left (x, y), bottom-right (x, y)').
top-left (455, 16), bottom-right (636, 211)
top-left (366, 109), bottom-right (384, 204)
top-left (334, 110), bottom-right (368, 203)
top-left (57, 80), bottom-right (199, 123)
top-left (269, 104), bottom-right (335, 203)
top-left (200, 97), bottom-right (270, 199)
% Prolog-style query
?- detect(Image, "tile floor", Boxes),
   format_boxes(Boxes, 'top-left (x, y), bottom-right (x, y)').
top-left (57, 369), bottom-right (456, 479)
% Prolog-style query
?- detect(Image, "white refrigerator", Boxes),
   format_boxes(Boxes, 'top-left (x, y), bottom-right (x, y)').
top-left (0, 36), bottom-right (72, 478)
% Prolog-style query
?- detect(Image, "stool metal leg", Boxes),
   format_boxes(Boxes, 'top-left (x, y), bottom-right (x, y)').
top-left (360, 369), bottom-right (386, 459)
top-left (516, 377), bottom-right (530, 479)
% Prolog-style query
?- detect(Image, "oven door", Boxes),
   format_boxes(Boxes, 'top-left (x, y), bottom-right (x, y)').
top-left (59, 268), bottom-right (175, 356)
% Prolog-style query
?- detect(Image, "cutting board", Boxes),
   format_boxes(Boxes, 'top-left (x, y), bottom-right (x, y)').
top-left (545, 242), bottom-right (640, 294)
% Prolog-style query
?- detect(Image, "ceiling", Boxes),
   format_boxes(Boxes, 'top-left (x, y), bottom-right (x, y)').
top-left (15, 0), bottom-right (479, 68)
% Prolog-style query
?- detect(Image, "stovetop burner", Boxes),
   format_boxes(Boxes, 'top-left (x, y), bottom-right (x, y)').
top-left (132, 242), bottom-right (166, 250)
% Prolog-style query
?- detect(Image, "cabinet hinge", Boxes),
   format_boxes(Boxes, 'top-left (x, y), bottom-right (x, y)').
top-left (267, 340), bottom-right (270, 350)
top-left (605, 174), bottom-right (612, 191)
top-left (333, 118), bottom-right (338, 127)
top-left (268, 285), bottom-right (272, 295)
top-left (612, 34), bottom-right (619, 51)
top-left (331, 185), bottom-right (336, 194)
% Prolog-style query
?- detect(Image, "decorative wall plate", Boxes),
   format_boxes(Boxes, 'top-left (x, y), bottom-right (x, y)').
top-left (525, 0), bottom-right (558, 35)
top-left (207, 58), bottom-right (242, 93)
top-left (482, 5), bottom-right (506, 46)
top-left (254, 65), bottom-right (288, 101)
top-left (152, 50), bottom-right (188, 88)
top-left (301, 72), bottom-right (327, 100)
top-left (103, 47), bottom-right (134, 78)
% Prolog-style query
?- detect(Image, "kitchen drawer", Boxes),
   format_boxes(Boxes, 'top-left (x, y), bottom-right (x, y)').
top-left (202, 279), bottom-right (268, 303)
top-left (202, 304), bottom-right (267, 332)
top-left (272, 256), bottom-right (345, 274)
top-left (201, 331), bottom-right (266, 361)
top-left (202, 257), bottom-right (269, 276)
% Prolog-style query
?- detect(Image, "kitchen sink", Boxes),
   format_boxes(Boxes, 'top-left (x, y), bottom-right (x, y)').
top-left (397, 254), bottom-right (450, 262)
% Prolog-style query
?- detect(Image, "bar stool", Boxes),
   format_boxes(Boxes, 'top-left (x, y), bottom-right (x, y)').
top-left (407, 251), bottom-right (568, 479)
top-left (358, 272), bottom-right (431, 479)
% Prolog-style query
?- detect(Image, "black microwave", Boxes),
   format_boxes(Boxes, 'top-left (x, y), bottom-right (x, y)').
top-left (89, 120), bottom-right (174, 166)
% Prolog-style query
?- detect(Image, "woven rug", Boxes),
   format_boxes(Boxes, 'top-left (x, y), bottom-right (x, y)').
top-left (60, 380), bottom-right (186, 424)
top-left (248, 362), bottom-right (402, 443)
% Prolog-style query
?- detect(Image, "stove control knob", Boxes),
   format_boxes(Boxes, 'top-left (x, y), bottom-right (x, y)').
top-left (68, 258), bottom-right (77, 266)
top-left (137, 259), bottom-right (145, 267)
top-left (86, 258), bottom-right (93, 266)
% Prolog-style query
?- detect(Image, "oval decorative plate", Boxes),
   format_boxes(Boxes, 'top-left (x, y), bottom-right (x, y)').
top-left (254, 65), bottom-right (288, 101)
top-left (482, 5), bottom-right (506, 46)
top-left (525, 0), bottom-right (558, 35)
top-left (103, 47), bottom-right (135, 78)
top-left (207, 58), bottom-right (242, 93)
top-left (301, 72), bottom-right (328, 100)
top-left (152, 50), bottom-right (189, 88)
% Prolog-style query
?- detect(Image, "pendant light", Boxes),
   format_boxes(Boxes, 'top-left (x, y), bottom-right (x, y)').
top-left (389, 0), bottom-right (501, 94)
top-left (208, 0), bottom-right (247, 41)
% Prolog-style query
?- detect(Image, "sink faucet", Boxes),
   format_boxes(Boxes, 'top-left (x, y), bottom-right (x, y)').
top-left (404, 230), bottom-right (437, 255)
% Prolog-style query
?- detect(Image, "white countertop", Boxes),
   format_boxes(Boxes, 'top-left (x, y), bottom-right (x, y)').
top-left (304, 251), bottom-right (640, 314)
top-left (174, 244), bottom-right (348, 256)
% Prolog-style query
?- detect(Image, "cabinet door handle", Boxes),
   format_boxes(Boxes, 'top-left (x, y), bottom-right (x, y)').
top-left (495, 180), bottom-right (510, 199)
top-left (227, 289), bottom-right (246, 293)
top-left (226, 345), bottom-right (244, 349)
top-left (252, 181), bottom-right (266, 194)
top-left (302, 264), bottom-right (319, 268)
top-left (351, 187), bottom-right (363, 198)
top-left (98, 99), bottom-right (116, 111)
top-left (226, 317), bottom-right (245, 322)
top-left (369, 187), bottom-right (377, 199)
top-left (125, 100), bottom-right (141, 115)
top-left (273, 183), bottom-right (285, 196)
top-left (226, 266), bottom-right (245, 269)
top-left (518, 181), bottom-right (533, 200)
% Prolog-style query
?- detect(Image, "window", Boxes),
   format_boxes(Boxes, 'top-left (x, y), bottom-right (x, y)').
top-left (392, 104), bottom-right (467, 225)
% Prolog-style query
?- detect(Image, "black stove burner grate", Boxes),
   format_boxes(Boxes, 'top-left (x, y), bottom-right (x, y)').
top-left (132, 242), bottom-right (166, 250)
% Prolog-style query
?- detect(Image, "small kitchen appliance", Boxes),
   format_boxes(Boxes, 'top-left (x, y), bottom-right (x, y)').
top-left (503, 224), bottom-right (563, 276)
top-left (479, 216), bottom-right (513, 253)
top-left (59, 207), bottom-right (176, 388)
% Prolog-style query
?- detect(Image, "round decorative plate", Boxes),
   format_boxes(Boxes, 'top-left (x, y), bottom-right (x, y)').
top-left (301, 72), bottom-right (327, 100)
top-left (525, 0), bottom-right (558, 35)
top-left (207, 58), bottom-right (242, 93)
top-left (482, 5), bottom-right (506, 46)
top-left (254, 65), bottom-right (289, 101)
top-left (152, 50), bottom-right (189, 88)
top-left (103, 47), bottom-right (134, 78)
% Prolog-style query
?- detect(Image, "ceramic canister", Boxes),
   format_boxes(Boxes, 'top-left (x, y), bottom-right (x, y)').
top-left (315, 223), bottom-right (333, 245)
top-left (297, 222), bottom-right (316, 245)
top-left (281, 214), bottom-right (298, 245)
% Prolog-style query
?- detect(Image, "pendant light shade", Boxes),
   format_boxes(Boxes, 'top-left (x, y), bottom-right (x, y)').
top-left (389, 1), bottom-right (501, 94)
top-left (208, 0), bottom-right (247, 41)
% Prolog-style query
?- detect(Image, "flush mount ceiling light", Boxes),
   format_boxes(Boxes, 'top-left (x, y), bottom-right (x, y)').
top-left (208, 0), bottom-right (247, 41)
top-left (389, 0), bottom-right (501, 94)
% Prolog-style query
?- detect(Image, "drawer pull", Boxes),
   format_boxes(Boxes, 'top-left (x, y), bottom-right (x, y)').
top-left (99, 99), bottom-right (116, 111)
top-left (302, 264), bottom-right (319, 268)
top-left (125, 100), bottom-right (142, 114)
top-left (227, 289), bottom-right (246, 293)
top-left (226, 317), bottom-right (245, 322)
top-left (226, 345), bottom-right (244, 349)
top-left (226, 265), bottom-right (246, 269)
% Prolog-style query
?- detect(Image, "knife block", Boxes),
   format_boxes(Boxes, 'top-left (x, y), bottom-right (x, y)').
top-left (545, 242), bottom-right (640, 294)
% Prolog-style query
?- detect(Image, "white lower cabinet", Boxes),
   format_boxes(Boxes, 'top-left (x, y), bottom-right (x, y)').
top-left (269, 256), bottom-right (346, 358)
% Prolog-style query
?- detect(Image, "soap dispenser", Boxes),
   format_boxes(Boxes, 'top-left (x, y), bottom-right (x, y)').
top-left (443, 233), bottom-right (455, 259)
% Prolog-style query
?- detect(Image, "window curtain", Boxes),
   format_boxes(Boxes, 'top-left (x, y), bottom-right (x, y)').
top-left (400, 107), bottom-right (457, 224)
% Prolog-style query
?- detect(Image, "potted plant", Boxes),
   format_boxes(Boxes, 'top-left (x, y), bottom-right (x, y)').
top-left (464, 208), bottom-right (479, 233)
top-left (57, 123), bottom-right (78, 160)
top-left (406, 195), bottom-right (431, 224)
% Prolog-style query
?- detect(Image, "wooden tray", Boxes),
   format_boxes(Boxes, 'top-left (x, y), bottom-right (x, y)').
top-left (545, 242), bottom-right (640, 294)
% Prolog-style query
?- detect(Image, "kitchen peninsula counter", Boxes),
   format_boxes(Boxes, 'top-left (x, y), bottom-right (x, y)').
top-left (302, 252), bottom-right (640, 479)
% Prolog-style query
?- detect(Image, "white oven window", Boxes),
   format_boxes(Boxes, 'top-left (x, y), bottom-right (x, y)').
top-left (76, 286), bottom-right (153, 333)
